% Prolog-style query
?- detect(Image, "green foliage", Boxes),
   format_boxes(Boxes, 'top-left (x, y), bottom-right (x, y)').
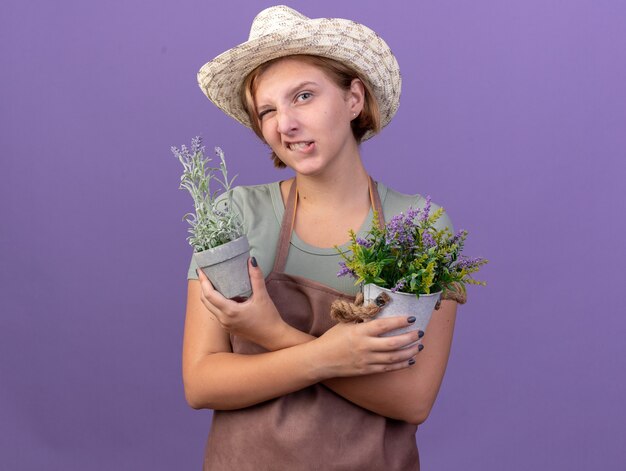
top-left (337, 199), bottom-right (488, 297)
top-left (172, 137), bottom-right (243, 252)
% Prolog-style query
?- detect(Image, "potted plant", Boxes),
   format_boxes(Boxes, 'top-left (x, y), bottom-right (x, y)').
top-left (335, 197), bottom-right (487, 336)
top-left (172, 136), bottom-right (251, 299)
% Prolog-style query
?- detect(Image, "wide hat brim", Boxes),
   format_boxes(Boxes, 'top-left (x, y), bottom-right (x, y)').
top-left (197, 5), bottom-right (401, 140)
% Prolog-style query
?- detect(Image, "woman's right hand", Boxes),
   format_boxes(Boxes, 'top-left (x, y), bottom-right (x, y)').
top-left (197, 258), bottom-right (290, 349)
top-left (309, 317), bottom-right (423, 380)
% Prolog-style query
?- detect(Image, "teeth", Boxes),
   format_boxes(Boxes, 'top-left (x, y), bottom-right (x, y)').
top-left (288, 142), bottom-right (311, 151)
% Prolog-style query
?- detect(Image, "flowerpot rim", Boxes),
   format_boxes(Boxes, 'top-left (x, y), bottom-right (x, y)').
top-left (363, 283), bottom-right (442, 298)
top-left (193, 235), bottom-right (249, 255)
top-left (193, 235), bottom-right (250, 268)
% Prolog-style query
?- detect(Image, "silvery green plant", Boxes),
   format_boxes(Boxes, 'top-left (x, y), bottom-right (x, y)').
top-left (172, 137), bottom-right (243, 252)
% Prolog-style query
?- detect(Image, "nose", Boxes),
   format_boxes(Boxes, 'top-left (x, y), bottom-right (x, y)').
top-left (275, 107), bottom-right (298, 135)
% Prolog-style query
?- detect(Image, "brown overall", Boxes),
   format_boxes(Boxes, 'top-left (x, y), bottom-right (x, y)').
top-left (203, 177), bottom-right (419, 470)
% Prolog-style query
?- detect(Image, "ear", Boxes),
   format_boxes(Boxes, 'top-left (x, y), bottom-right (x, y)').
top-left (346, 78), bottom-right (365, 116)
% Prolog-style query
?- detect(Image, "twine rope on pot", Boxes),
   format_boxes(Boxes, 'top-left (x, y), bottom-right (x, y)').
top-left (441, 282), bottom-right (467, 305)
top-left (330, 292), bottom-right (391, 323)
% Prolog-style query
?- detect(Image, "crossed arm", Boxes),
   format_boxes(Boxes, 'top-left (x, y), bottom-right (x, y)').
top-left (182, 259), bottom-right (457, 425)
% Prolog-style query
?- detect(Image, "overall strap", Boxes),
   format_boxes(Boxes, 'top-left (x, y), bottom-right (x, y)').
top-left (272, 176), bottom-right (385, 273)
top-left (368, 175), bottom-right (385, 227)
top-left (272, 180), bottom-right (298, 273)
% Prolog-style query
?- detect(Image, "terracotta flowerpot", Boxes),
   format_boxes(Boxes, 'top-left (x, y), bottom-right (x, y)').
top-left (193, 236), bottom-right (252, 299)
top-left (362, 284), bottom-right (441, 338)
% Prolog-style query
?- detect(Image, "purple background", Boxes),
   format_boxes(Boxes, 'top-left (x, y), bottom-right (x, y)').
top-left (1, 0), bottom-right (625, 469)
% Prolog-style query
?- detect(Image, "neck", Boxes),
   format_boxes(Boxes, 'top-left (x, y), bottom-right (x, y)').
top-left (295, 162), bottom-right (370, 208)
top-left (295, 138), bottom-right (369, 202)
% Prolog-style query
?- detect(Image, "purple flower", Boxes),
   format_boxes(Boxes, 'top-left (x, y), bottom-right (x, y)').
top-left (451, 229), bottom-right (468, 244)
top-left (456, 255), bottom-right (486, 270)
top-left (356, 237), bottom-right (373, 248)
top-left (422, 230), bottom-right (436, 248)
top-left (385, 212), bottom-right (415, 247)
top-left (191, 136), bottom-right (203, 155)
top-left (406, 206), bottom-right (421, 222)
top-left (391, 278), bottom-right (407, 293)
top-left (337, 262), bottom-right (355, 278)
top-left (420, 195), bottom-right (432, 221)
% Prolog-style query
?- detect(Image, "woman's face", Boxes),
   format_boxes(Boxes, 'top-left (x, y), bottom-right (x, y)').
top-left (253, 57), bottom-right (364, 177)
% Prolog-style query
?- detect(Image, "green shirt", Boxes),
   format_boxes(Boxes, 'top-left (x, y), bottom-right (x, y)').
top-left (187, 181), bottom-right (454, 296)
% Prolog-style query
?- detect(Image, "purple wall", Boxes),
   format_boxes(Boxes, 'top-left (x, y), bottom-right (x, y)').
top-left (2, 1), bottom-right (624, 469)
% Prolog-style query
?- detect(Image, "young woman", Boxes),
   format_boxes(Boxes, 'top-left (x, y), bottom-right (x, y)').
top-left (183, 6), bottom-right (457, 470)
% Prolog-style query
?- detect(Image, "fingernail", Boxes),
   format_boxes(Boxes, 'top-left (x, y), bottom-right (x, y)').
top-left (251, 257), bottom-right (258, 267)
top-left (418, 330), bottom-right (424, 338)
top-left (407, 316), bottom-right (416, 324)
top-left (418, 344), bottom-right (424, 352)
top-left (408, 358), bottom-right (416, 366)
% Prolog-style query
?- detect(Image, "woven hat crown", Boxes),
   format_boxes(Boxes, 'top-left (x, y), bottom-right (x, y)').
top-left (197, 5), bottom-right (401, 137)
top-left (248, 5), bottom-right (308, 38)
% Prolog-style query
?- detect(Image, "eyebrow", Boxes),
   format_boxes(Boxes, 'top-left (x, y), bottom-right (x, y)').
top-left (256, 81), bottom-right (319, 113)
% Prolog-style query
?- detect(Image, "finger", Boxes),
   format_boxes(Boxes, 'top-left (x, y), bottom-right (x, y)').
top-left (369, 343), bottom-right (420, 365)
top-left (196, 267), bottom-right (212, 288)
top-left (370, 348), bottom-right (416, 373)
top-left (196, 269), bottom-right (226, 312)
top-left (369, 355), bottom-right (420, 373)
top-left (364, 315), bottom-right (421, 337)
top-left (368, 330), bottom-right (423, 352)
top-left (247, 257), bottom-right (266, 297)
top-left (196, 268), bottom-right (235, 309)
top-left (199, 288), bottom-right (220, 315)
top-left (197, 269), bottom-right (218, 299)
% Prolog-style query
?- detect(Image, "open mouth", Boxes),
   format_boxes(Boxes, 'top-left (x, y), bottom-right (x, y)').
top-left (286, 141), bottom-right (314, 151)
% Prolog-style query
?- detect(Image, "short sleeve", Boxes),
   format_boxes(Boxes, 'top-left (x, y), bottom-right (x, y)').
top-left (187, 257), bottom-right (200, 280)
top-left (431, 201), bottom-right (455, 235)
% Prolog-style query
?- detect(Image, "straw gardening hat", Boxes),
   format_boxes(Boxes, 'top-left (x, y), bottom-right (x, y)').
top-left (197, 5), bottom-right (401, 139)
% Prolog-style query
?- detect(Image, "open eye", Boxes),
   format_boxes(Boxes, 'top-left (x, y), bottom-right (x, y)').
top-left (296, 92), bottom-right (313, 102)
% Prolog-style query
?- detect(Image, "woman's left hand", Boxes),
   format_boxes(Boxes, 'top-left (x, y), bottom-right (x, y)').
top-left (196, 258), bottom-right (288, 348)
